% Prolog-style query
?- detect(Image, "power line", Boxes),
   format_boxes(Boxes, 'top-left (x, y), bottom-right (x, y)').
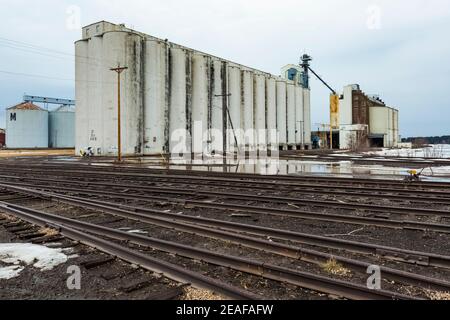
top-left (0, 69), bottom-right (116, 84)
top-left (0, 36), bottom-right (119, 66)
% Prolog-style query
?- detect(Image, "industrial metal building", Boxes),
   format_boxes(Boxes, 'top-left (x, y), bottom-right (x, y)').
top-left (5, 102), bottom-right (49, 149)
top-left (49, 106), bottom-right (75, 148)
top-left (75, 21), bottom-right (312, 157)
top-left (338, 84), bottom-right (399, 150)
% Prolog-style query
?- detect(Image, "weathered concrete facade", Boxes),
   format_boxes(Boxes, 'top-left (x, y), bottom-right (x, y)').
top-left (339, 84), bottom-right (399, 149)
top-left (75, 21), bottom-right (312, 156)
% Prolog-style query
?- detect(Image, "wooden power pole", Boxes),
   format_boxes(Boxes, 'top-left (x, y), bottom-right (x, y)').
top-left (110, 64), bottom-right (128, 162)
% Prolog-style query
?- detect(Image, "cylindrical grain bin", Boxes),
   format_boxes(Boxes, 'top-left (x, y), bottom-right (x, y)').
top-left (211, 59), bottom-right (225, 154)
top-left (286, 82), bottom-right (296, 147)
top-left (49, 105), bottom-right (75, 148)
top-left (101, 31), bottom-right (144, 156)
top-left (266, 77), bottom-right (277, 147)
top-left (276, 80), bottom-right (287, 146)
top-left (169, 47), bottom-right (189, 154)
top-left (303, 88), bottom-right (312, 147)
top-left (74, 39), bottom-right (89, 155)
top-left (241, 70), bottom-right (254, 149)
top-left (6, 102), bottom-right (48, 148)
top-left (144, 39), bottom-right (169, 155)
top-left (227, 65), bottom-right (241, 151)
top-left (295, 86), bottom-right (304, 147)
top-left (85, 35), bottom-right (104, 155)
top-left (191, 53), bottom-right (209, 154)
top-left (254, 73), bottom-right (266, 147)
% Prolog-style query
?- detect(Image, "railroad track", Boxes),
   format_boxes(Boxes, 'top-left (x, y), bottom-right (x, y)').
top-left (1, 162), bottom-right (450, 190)
top-left (0, 203), bottom-right (257, 300)
top-left (3, 171), bottom-right (450, 205)
top-left (2, 181), bottom-right (450, 234)
top-left (0, 199), bottom-right (417, 300)
top-left (3, 184), bottom-right (450, 271)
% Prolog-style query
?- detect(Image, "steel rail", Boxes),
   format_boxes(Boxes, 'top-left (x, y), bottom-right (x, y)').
top-left (2, 172), bottom-right (450, 205)
top-left (3, 166), bottom-right (450, 198)
top-left (3, 183), bottom-right (450, 270)
top-left (1, 162), bottom-right (450, 189)
top-left (0, 205), bottom-right (257, 300)
top-left (0, 201), bottom-right (419, 300)
top-left (2, 173), bottom-right (450, 217)
top-left (2, 181), bottom-right (449, 234)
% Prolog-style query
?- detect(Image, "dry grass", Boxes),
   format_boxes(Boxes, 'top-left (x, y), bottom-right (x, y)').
top-left (39, 227), bottom-right (59, 237)
top-left (321, 258), bottom-right (351, 277)
top-left (181, 287), bottom-right (225, 301)
top-left (425, 290), bottom-right (450, 301)
top-left (0, 149), bottom-right (74, 158)
top-left (0, 213), bottom-right (15, 221)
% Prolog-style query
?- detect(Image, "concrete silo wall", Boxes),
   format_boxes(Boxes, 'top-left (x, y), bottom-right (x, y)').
top-left (144, 40), bottom-right (169, 155)
top-left (75, 26), bottom-right (313, 156)
top-left (276, 81), bottom-right (287, 147)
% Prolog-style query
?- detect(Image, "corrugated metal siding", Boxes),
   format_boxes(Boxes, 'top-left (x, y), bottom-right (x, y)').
top-left (49, 110), bottom-right (75, 148)
top-left (6, 109), bottom-right (48, 148)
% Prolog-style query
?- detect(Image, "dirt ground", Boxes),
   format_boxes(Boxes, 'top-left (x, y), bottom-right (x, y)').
top-left (0, 149), bottom-right (74, 158)
top-left (0, 222), bottom-right (184, 300)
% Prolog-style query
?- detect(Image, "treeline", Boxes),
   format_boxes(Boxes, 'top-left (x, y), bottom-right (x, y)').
top-left (402, 136), bottom-right (450, 145)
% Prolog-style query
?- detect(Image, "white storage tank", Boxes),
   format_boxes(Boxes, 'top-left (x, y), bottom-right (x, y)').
top-left (241, 70), bottom-right (254, 148)
top-left (6, 102), bottom-right (48, 148)
top-left (254, 74), bottom-right (266, 147)
top-left (303, 88), bottom-right (312, 147)
top-left (294, 86), bottom-right (304, 147)
top-left (169, 47), bottom-right (189, 154)
top-left (191, 53), bottom-right (209, 154)
top-left (211, 59), bottom-right (225, 153)
top-left (266, 77), bottom-right (277, 147)
top-left (227, 65), bottom-right (241, 150)
top-left (49, 105), bottom-right (75, 148)
top-left (276, 80), bottom-right (287, 147)
top-left (144, 39), bottom-right (169, 155)
top-left (286, 82), bottom-right (296, 147)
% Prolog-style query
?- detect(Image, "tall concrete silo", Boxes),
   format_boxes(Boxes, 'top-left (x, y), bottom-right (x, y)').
top-left (191, 53), bottom-right (209, 154)
top-left (6, 102), bottom-right (48, 148)
top-left (276, 80), bottom-right (287, 148)
top-left (241, 70), bottom-right (254, 149)
top-left (286, 82), bottom-right (296, 148)
top-left (144, 39), bottom-right (169, 155)
top-left (266, 77), bottom-right (277, 147)
top-left (49, 105), bottom-right (75, 148)
top-left (254, 74), bottom-right (266, 147)
top-left (295, 86), bottom-right (304, 147)
top-left (210, 59), bottom-right (225, 154)
top-left (227, 65), bottom-right (242, 150)
top-left (169, 47), bottom-right (189, 154)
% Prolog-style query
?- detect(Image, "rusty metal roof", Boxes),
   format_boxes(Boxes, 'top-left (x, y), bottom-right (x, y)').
top-left (7, 102), bottom-right (45, 111)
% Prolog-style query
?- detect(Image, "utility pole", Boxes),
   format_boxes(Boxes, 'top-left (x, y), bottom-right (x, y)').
top-left (110, 64), bottom-right (128, 162)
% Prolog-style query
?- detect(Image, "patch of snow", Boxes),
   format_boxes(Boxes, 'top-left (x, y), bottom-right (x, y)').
top-left (0, 243), bottom-right (68, 278)
top-left (366, 145), bottom-right (450, 158)
top-left (0, 265), bottom-right (24, 280)
top-left (127, 230), bottom-right (148, 235)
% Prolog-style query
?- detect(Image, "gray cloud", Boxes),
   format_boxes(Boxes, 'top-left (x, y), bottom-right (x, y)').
top-left (0, 0), bottom-right (449, 137)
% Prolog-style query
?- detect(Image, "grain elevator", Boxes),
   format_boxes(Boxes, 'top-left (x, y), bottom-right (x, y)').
top-left (75, 21), bottom-right (312, 157)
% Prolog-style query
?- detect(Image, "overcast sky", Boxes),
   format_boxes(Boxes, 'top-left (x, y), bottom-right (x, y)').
top-left (0, 0), bottom-right (449, 137)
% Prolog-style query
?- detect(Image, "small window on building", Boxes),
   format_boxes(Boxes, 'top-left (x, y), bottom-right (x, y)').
top-left (96, 25), bottom-right (100, 32)
top-left (10, 113), bottom-right (16, 121)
